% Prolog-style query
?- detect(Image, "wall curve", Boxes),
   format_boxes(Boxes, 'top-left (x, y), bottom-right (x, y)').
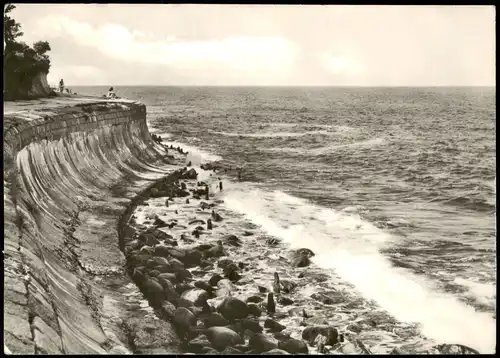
top-left (4, 100), bottom-right (180, 354)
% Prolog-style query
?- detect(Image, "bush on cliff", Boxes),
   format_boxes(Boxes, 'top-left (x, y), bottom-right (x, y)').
top-left (3, 4), bottom-right (54, 100)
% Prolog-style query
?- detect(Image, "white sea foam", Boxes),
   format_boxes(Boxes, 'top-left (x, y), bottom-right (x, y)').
top-left (454, 277), bottom-right (496, 306)
top-left (146, 137), bottom-right (496, 353)
top-left (222, 185), bottom-right (497, 354)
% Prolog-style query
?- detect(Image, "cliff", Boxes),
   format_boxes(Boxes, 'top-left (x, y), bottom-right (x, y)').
top-left (3, 97), bottom-right (180, 354)
top-left (27, 72), bottom-right (53, 98)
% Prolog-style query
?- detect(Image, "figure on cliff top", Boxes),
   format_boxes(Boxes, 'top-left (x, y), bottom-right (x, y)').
top-left (59, 79), bottom-right (64, 93)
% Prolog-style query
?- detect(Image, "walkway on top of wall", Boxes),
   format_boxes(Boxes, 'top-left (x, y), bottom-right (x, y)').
top-left (4, 93), bottom-right (140, 118)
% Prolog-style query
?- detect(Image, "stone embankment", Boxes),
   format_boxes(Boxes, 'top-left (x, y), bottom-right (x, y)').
top-left (3, 97), bottom-right (181, 354)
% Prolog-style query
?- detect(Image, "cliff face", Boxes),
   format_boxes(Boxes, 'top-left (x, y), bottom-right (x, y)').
top-left (3, 100), bottom-right (179, 354)
top-left (27, 71), bottom-right (53, 98)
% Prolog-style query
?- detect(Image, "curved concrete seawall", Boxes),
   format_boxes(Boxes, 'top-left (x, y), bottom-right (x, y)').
top-left (3, 98), bottom-right (180, 354)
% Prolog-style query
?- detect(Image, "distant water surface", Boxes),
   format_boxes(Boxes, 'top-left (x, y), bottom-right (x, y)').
top-left (73, 86), bottom-right (496, 352)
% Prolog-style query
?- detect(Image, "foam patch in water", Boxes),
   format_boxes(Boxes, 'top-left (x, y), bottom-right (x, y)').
top-left (222, 186), bottom-right (496, 353)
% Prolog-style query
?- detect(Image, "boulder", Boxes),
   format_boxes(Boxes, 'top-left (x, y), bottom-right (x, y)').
top-left (194, 281), bottom-right (214, 295)
top-left (141, 277), bottom-right (166, 307)
top-left (261, 349), bottom-right (291, 355)
top-left (160, 301), bottom-right (176, 320)
top-left (217, 258), bottom-right (235, 270)
top-left (189, 219), bottom-right (205, 225)
top-left (221, 346), bottom-right (244, 355)
top-left (172, 307), bottom-right (197, 339)
top-left (212, 212), bottom-right (224, 222)
top-left (238, 318), bottom-right (263, 333)
top-left (222, 234), bottom-right (242, 247)
top-left (138, 233), bottom-right (160, 247)
top-left (266, 237), bottom-right (281, 246)
top-left (264, 319), bottom-right (286, 332)
top-left (278, 338), bottom-right (308, 354)
top-left (246, 295), bottom-right (263, 304)
top-left (435, 344), bottom-right (480, 355)
top-left (223, 263), bottom-right (242, 282)
top-left (204, 241), bottom-right (225, 259)
top-left (175, 269), bottom-right (193, 283)
top-left (280, 280), bottom-right (298, 294)
top-left (156, 275), bottom-right (175, 291)
top-left (248, 333), bottom-right (279, 353)
top-left (181, 168), bottom-right (198, 180)
top-left (200, 201), bottom-right (214, 210)
top-left (290, 248), bottom-right (314, 268)
top-left (247, 303), bottom-right (262, 317)
top-left (168, 248), bottom-right (187, 262)
top-left (183, 249), bottom-right (203, 267)
top-left (297, 271), bottom-right (329, 283)
top-left (303, 316), bottom-right (329, 326)
top-left (176, 283), bottom-right (195, 295)
top-left (310, 291), bottom-right (344, 305)
top-left (217, 297), bottom-right (249, 321)
top-left (278, 297), bottom-right (294, 306)
top-left (157, 272), bottom-right (177, 285)
top-left (186, 334), bottom-right (212, 354)
top-left (154, 245), bottom-right (171, 258)
top-left (204, 327), bottom-right (244, 352)
top-left (208, 274), bottom-right (223, 286)
top-left (301, 326), bottom-right (339, 346)
top-left (153, 217), bottom-right (168, 228)
top-left (204, 313), bottom-right (230, 328)
top-left (148, 269), bottom-right (161, 277)
top-left (181, 289), bottom-right (210, 306)
top-left (148, 256), bottom-right (170, 268)
top-left (169, 258), bottom-right (185, 271)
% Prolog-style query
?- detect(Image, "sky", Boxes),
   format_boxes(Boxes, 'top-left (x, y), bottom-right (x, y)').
top-left (9, 4), bottom-right (496, 86)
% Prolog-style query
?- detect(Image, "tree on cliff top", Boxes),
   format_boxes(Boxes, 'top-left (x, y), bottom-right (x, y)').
top-left (4, 4), bottom-right (53, 99)
top-left (4, 4), bottom-right (23, 44)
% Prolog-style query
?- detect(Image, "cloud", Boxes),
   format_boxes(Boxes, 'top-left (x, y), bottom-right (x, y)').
top-left (13, 5), bottom-right (494, 86)
top-left (34, 14), bottom-right (298, 74)
top-left (47, 64), bottom-right (105, 85)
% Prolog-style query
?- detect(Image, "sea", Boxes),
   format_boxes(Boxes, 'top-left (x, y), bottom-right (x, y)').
top-left (73, 86), bottom-right (496, 352)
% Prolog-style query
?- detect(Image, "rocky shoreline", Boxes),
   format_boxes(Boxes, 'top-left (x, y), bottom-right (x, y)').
top-left (117, 148), bottom-right (482, 355)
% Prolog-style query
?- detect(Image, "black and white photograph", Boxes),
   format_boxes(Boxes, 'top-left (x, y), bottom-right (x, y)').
top-left (3, 4), bottom-right (496, 355)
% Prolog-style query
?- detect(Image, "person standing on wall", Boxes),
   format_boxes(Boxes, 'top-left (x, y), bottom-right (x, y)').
top-left (59, 79), bottom-right (64, 93)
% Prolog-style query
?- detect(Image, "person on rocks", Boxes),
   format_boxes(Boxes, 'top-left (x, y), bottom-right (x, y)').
top-left (207, 218), bottom-right (213, 230)
top-left (194, 230), bottom-right (200, 239)
top-left (165, 199), bottom-right (169, 207)
top-left (59, 78), bottom-right (65, 93)
top-left (205, 185), bottom-right (210, 200)
top-left (237, 166), bottom-right (243, 181)
top-left (219, 179), bottom-right (223, 192)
